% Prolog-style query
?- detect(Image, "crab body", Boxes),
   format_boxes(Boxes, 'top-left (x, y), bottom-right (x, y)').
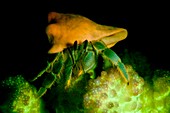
top-left (32, 40), bottom-right (129, 98)
top-left (31, 12), bottom-right (129, 98)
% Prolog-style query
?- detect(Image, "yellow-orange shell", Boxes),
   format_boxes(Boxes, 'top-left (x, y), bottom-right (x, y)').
top-left (46, 12), bottom-right (127, 53)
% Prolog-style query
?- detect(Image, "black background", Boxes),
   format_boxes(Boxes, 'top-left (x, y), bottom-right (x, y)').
top-left (0, 0), bottom-right (169, 81)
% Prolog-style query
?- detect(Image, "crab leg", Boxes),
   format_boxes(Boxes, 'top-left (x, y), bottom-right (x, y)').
top-left (30, 62), bottom-right (51, 82)
top-left (102, 48), bottom-right (129, 83)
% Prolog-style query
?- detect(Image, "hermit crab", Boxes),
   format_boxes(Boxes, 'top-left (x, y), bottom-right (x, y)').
top-left (31, 12), bottom-right (129, 98)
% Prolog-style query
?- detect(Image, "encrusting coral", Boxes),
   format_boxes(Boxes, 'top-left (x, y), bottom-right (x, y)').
top-left (0, 75), bottom-right (46, 113)
top-left (83, 65), bottom-right (144, 113)
top-left (83, 65), bottom-right (170, 113)
top-left (1, 65), bottom-right (170, 113)
top-left (139, 69), bottom-right (170, 113)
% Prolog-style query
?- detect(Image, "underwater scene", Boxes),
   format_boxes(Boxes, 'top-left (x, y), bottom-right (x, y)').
top-left (0, 1), bottom-right (170, 113)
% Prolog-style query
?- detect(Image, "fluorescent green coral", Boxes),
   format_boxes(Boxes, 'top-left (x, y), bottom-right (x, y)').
top-left (118, 49), bottom-right (170, 112)
top-left (0, 75), bottom-right (47, 113)
top-left (83, 65), bottom-right (170, 113)
top-left (83, 65), bottom-right (145, 113)
top-left (139, 69), bottom-right (170, 113)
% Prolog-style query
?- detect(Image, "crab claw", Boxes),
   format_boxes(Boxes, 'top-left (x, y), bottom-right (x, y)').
top-left (46, 12), bottom-right (127, 54)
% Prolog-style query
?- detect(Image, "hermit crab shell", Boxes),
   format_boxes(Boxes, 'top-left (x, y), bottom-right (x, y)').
top-left (46, 12), bottom-right (127, 54)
